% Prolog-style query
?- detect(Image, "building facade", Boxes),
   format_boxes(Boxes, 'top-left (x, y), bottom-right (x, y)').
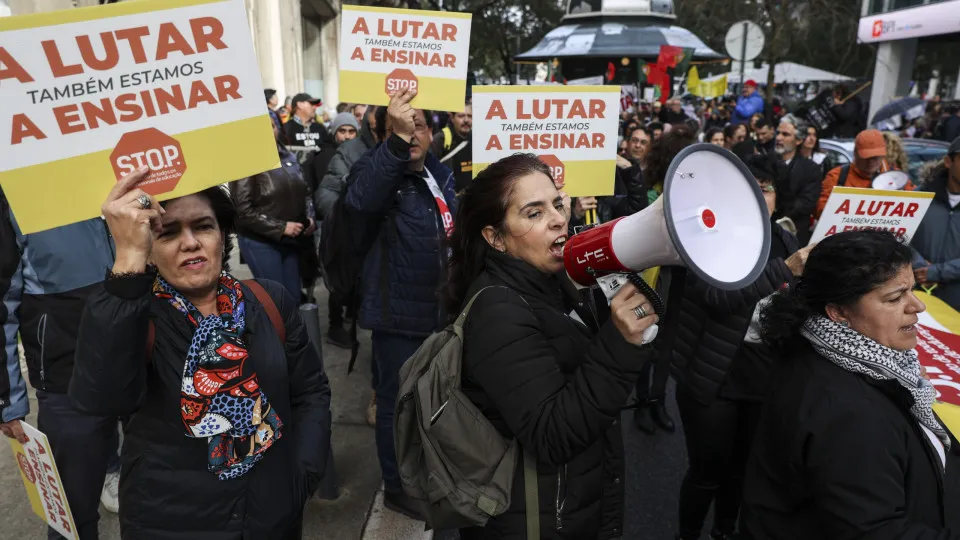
top-left (859, 0), bottom-right (960, 121)
top-left (2, 0), bottom-right (343, 109)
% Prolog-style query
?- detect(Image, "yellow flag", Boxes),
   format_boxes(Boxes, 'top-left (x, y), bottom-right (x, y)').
top-left (687, 66), bottom-right (701, 96)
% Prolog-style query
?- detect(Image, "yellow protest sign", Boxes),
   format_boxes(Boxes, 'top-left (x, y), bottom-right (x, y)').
top-left (471, 85), bottom-right (621, 197)
top-left (8, 422), bottom-right (77, 539)
top-left (339, 5), bottom-right (472, 112)
top-left (0, 0), bottom-right (278, 234)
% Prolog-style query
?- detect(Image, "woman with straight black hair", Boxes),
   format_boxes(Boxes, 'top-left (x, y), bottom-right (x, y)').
top-left (744, 230), bottom-right (956, 539)
top-left (448, 154), bottom-right (657, 539)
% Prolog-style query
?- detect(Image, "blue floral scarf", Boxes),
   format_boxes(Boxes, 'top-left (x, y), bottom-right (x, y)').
top-left (153, 273), bottom-right (283, 480)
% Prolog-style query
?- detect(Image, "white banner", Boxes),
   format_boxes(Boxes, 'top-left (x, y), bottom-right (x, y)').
top-left (811, 187), bottom-right (935, 244)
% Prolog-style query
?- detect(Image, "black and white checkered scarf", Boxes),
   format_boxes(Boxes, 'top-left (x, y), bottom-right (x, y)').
top-left (802, 315), bottom-right (950, 449)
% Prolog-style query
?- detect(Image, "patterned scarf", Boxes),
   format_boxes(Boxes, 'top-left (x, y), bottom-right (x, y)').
top-left (153, 273), bottom-right (283, 480)
top-left (802, 315), bottom-right (950, 449)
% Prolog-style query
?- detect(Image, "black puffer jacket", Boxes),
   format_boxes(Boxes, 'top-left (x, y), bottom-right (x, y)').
top-left (231, 145), bottom-right (309, 245)
top-left (458, 250), bottom-right (644, 540)
top-left (744, 343), bottom-right (956, 539)
top-left (69, 276), bottom-right (331, 540)
top-left (669, 222), bottom-right (797, 405)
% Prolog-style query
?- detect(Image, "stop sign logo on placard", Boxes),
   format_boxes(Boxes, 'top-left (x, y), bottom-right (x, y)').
top-left (16, 453), bottom-right (35, 484)
top-left (539, 154), bottom-right (565, 188)
top-left (385, 69), bottom-right (419, 96)
top-left (110, 128), bottom-right (187, 195)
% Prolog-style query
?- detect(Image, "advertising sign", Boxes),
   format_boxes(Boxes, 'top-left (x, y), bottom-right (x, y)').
top-left (0, 0), bottom-right (278, 234)
top-left (339, 5), bottom-right (471, 112)
top-left (471, 85), bottom-right (621, 197)
top-left (858, 0), bottom-right (960, 43)
top-left (810, 187), bottom-right (934, 244)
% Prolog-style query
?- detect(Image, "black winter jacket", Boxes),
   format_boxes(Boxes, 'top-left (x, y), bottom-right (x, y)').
top-left (231, 145), bottom-right (310, 246)
top-left (775, 156), bottom-right (823, 245)
top-left (458, 250), bottom-right (644, 540)
top-left (69, 276), bottom-right (331, 540)
top-left (670, 223), bottom-right (797, 405)
top-left (744, 343), bottom-right (956, 540)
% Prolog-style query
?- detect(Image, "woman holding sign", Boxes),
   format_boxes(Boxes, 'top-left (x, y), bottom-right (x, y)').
top-left (68, 170), bottom-right (331, 539)
top-left (744, 230), bottom-right (955, 539)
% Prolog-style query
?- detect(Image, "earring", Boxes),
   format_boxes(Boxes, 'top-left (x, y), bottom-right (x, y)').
top-left (840, 321), bottom-right (850, 328)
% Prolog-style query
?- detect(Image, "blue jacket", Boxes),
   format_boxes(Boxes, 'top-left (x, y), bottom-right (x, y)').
top-left (345, 137), bottom-right (456, 337)
top-left (0, 195), bottom-right (115, 422)
top-left (911, 168), bottom-right (960, 310)
top-left (732, 91), bottom-right (765, 125)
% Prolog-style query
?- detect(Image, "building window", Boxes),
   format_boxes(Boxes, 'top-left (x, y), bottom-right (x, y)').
top-left (891, 0), bottom-right (924, 8)
top-left (868, 0), bottom-right (884, 14)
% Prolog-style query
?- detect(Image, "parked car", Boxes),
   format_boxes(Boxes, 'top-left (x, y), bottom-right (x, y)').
top-left (820, 138), bottom-right (949, 182)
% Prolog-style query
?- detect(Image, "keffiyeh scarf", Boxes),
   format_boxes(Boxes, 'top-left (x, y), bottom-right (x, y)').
top-left (802, 315), bottom-right (950, 449)
top-left (154, 273), bottom-right (283, 480)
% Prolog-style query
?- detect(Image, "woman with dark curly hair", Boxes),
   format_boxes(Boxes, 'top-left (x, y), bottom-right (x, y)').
top-left (744, 230), bottom-right (955, 539)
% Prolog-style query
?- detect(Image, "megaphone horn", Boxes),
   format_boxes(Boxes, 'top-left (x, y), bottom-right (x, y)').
top-left (564, 143), bottom-right (771, 291)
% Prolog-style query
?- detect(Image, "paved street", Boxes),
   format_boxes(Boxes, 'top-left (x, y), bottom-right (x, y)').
top-left (2, 254), bottom-right (960, 539)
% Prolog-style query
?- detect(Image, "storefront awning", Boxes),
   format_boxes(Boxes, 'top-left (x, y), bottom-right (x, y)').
top-left (515, 20), bottom-right (723, 62)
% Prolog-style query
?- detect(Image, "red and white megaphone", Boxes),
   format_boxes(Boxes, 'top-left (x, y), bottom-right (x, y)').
top-left (564, 143), bottom-right (771, 299)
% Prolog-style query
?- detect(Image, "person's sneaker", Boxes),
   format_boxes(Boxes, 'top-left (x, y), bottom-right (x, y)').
top-left (326, 326), bottom-right (352, 349)
top-left (101, 471), bottom-right (120, 513)
top-left (366, 394), bottom-right (377, 427)
top-left (383, 490), bottom-right (424, 521)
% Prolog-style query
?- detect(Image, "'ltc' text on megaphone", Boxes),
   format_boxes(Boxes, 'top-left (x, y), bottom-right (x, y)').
top-left (564, 144), bottom-right (771, 291)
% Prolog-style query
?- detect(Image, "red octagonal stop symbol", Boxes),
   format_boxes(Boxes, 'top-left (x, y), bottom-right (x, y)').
top-left (539, 154), bottom-right (566, 189)
top-left (109, 128), bottom-right (187, 195)
top-left (385, 68), bottom-right (419, 97)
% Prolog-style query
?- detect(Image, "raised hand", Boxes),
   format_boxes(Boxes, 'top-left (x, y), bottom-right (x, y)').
top-left (102, 167), bottom-right (164, 273)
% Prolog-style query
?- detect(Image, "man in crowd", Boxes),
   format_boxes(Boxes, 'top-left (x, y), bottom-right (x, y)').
top-left (773, 115), bottom-right (823, 244)
top-left (754, 118), bottom-right (776, 156)
top-left (829, 83), bottom-right (863, 139)
top-left (284, 93), bottom-right (327, 148)
top-left (815, 129), bottom-right (887, 219)
top-left (264, 88), bottom-right (281, 134)
top-left (311, 112), bottom-right (360, 351)
top-left (912, 137), bottom-right (960, 310)
top-left (352, 103), bottom-right (368, 124)
top-left (939, 104), bottom-right (960, 144)
top-left (732, 80), bottom-right (764, 125)
top-left (0, 191), bottom-right (123, 538)
top-left (648, 121), bottom-right (665, 140)
top-left (430, 101), bottom-right (473, 193)
top-left (344, 89), bottom-right (455, 518)
top-left (659, 97), bottom-right (688, 126)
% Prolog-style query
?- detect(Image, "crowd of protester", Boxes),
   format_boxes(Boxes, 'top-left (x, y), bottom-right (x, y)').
top-left (2, 78), bottom-right (960, 540)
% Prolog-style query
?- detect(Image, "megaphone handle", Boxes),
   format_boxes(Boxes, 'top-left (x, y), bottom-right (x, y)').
top-left (626, 273), bottom-right (666, 317)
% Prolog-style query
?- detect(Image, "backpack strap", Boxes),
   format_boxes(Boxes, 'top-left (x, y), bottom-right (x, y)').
top-left (244, 279), bottom-right (285, 342)
top-left (145, 279), bottom-right (285, 363)
top-left (452, 286), bottom-right (496, 338)
top-left (838, 165), bottom-right (850, 187)
top-left (523, 449), bottom-right (540, 539)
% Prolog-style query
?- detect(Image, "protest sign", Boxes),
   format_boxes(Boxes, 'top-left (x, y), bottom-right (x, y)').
top-left (8, 422), bottom-right (77, 539)
top-left (471, 85), bottom-right (621, 197)
top-left (339, 5), bottom-right (471, 112)
top-left (810, 187), bottom-right (934, 244)
top-left (915, 291), bottom-right (960, 437)
top-left (0, 0), bottom-right (278, 234)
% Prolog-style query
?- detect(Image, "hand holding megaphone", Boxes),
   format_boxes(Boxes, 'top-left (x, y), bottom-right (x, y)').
top-left (609, 283), bottom-right (660, 346)
top-left (563, 144), bottom-right (772, 343)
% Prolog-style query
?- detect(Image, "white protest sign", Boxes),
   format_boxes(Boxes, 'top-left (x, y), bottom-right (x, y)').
top-left (471, 85), bottom-right (621, 197)
top-left (8, 422), bottom-right (77, 539)
top-left (811, 187), bottom-right (935, 244)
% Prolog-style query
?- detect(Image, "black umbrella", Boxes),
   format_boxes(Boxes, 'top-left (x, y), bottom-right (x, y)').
top-left (870, 97), bottom-right (925, 127)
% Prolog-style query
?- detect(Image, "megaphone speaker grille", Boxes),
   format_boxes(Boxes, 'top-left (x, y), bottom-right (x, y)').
top-left (663, 144), bottom-right (771, 289)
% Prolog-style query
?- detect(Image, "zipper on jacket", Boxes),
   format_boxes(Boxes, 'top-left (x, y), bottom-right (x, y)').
top-left (37, 313), bottom-right (48, 381)
top-left (555, 465), bottom-right (567, 531)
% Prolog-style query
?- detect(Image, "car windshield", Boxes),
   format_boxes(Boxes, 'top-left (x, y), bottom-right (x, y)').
top-left (905, 145), bottom-right (948, 181)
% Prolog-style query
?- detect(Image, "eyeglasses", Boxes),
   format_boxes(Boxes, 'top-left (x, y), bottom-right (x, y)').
top-left (630, 139), bottom-right (649, 145)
